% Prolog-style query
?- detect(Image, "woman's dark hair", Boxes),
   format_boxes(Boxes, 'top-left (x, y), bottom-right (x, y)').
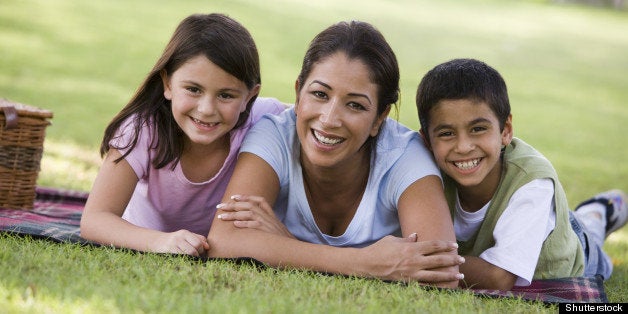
top-left (295, 20), bottom-right (399, 150)
top-left (296, 21), bottom-right (399, 115)
top-left (101, 13), bottom-right (260, 169)
top-left (416, 58), bottom-right (510, 140)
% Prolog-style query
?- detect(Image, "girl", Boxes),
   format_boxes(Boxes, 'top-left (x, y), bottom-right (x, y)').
top-left (80, 13), bottom-right (285, 257)
top-left (208, 20), bottom-right (463, 287)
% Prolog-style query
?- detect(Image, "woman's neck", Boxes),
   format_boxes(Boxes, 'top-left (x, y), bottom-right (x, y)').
top-left (301, 148), bottom-right (371, 235)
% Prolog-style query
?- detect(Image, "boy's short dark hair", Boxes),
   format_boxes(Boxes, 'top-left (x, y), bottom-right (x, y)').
top-left (416, 58), bottom-right (511, 139)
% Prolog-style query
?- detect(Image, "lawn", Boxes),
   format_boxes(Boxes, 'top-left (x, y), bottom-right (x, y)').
top-left (1, 0), bottom-right (627, 312)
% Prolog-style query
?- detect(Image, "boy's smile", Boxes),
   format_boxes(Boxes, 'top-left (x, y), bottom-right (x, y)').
top-left (427, 99), bottom-right (512, 209)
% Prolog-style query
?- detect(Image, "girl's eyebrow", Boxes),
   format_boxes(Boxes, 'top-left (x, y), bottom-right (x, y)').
top-left (309, 80), bottom-right (372, 105)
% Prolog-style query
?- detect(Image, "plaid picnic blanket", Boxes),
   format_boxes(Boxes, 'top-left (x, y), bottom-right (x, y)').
top-left (0, 187), bottom-right (609, 303)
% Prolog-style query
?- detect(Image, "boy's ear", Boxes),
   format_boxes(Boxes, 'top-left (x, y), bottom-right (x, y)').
top-left (160, 70), bottom-right (172, 100)
top-left (501, 114), bottom-right (514, 146)
top-left (419, 129), bottom-right (432, 151)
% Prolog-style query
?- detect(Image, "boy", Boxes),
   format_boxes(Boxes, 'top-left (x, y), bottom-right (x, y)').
top-left (415, 58), bottom-right (627, 290)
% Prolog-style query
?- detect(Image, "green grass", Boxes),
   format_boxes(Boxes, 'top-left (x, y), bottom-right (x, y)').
top-left (1, 0), bottom-right (627, 311)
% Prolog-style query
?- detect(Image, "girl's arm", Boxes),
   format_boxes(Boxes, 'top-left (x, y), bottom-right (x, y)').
top-left (80, 148), bottom-right (209, 256)
top-left (397, 175), bottom-right (462, 288)
top-left (207, 153), bottom-right (464, 283)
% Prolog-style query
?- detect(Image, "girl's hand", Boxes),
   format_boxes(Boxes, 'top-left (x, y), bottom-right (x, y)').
top-left (216, 195), bottom-right (295, 238)
top-left (361, 234), bottom-right (464, 287)
top-left (153, 230), bottom-right (210, 257)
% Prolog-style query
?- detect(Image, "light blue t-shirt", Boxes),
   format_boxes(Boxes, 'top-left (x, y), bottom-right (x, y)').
top-left (240, 108), bottom-right (440, 247)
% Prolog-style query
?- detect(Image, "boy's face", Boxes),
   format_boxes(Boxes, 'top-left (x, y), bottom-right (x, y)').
top-left (426, 99), bottom-right (512, 193)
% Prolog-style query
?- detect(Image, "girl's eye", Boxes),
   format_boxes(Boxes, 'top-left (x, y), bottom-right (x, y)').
top-left (218, 92), bottom-right (235, 99)
top-left (186, 87), bottom-right (201, 94)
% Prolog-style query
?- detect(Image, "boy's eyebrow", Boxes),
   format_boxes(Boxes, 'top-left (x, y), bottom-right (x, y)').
top-left (431, 117), bottom-right (493, 132)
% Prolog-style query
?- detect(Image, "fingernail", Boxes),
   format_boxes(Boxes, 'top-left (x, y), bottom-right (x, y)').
top-left (456, 273), bottom-right (465, 280)
top-left (216, 203), bottom-right (225, 209)
top-left (409, 232), bottom-right (417, 239)
top-left (230, 195), bottom-right (242, 201)
top-left (458, 256), bottom-right (465, 264)
top-left (217, 214), bottom-right (223, 219)
top-left (451, 242), bottom-right (459, 249)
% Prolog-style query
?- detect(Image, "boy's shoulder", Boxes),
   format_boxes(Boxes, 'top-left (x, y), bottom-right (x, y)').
top-left (504, 137), bottom-right (556, 176)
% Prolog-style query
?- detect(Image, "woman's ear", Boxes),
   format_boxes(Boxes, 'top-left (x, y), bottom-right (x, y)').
top-left (160, 70), bottom-right (172, 100)
top-left (501, 114), bottom-right (514, 146)
top-left (294, 79), bottom-right (301, 111)
top-left (369, 105), bottom-right (391, 137)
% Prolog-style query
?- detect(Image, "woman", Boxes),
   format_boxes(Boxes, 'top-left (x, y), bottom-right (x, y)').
top-left (208, 20), bottom-right (462, 287)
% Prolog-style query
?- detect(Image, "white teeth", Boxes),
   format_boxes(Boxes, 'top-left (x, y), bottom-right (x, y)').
top-left (454, 158), bottom-right (480, 170)
top-left (192, 117), bottom-right (218, 127)
top-left (313, 130), bottom-right (343, 145)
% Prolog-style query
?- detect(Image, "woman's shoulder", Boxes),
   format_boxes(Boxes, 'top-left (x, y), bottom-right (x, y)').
top-left (250, 97), bottom-right (288, 118)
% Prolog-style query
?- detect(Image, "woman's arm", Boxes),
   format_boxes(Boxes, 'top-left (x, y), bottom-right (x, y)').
top-left (207, 153), bottom-right (464, 283)
top-left (397, 175), bottom-right (462, 288)
top-left (80, 149), bottom-right (209, 256)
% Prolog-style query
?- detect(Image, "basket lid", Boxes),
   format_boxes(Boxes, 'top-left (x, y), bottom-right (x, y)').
top-left (1, 98), bottom-right (53, 119)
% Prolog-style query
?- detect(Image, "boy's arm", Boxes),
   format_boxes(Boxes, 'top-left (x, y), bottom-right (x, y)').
top-left (459, 255), bottom-right (516, 290)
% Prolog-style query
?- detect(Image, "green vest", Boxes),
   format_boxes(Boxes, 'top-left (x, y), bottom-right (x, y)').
top-left (444, 138), bottom-right (584, 279)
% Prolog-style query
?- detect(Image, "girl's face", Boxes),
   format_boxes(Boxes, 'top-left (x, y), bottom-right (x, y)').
top-left (162, 55), bottom-right (259, 149)
top-left (426, 99), bottom-right (512, 196)
top-left (295, 52), bottom-right (388, 169)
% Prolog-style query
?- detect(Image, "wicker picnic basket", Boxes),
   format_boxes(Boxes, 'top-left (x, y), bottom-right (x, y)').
top-left (0, 98), bottom-right (53, 209)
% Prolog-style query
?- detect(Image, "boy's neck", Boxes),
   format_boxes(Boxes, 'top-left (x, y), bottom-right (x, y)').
top-left (456, 162), bottom-right (503, 212)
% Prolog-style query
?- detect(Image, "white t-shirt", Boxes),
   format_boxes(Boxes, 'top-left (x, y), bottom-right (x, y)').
top-left (240, 108), bottom-right (441, 247)
top-left (454, 178), bottom-right (556, 286)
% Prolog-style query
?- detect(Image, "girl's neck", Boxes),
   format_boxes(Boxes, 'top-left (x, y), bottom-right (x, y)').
top-left (180, 134), bottom-right (231, 183)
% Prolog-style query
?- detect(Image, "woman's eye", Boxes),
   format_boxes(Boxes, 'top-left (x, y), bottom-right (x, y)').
top-left (312, 91), bottom-right (327, 99)
top-left (347, 102), bottom-right (366, 111)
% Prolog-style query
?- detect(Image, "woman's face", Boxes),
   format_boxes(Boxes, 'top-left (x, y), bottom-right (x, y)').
top-left (162, 54), bottom-right (259, 150)
top-left (295, 51), bottom-right (388, 169)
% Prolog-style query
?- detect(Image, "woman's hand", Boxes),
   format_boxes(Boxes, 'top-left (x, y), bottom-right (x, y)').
top-left (361, 234), bottom-right (464, 287)
top-left (216, 195), bottom-right (295, 238)
top-left (152, 230), bottom-right (210, 257)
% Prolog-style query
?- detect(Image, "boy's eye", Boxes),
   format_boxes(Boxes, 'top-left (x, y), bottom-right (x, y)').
top-left (437, 131), bottom-right (454, 138)
top-left (471, 126), bottom-right (487, 133)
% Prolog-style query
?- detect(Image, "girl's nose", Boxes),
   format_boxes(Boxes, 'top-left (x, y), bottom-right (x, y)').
top-left (197, 97), bottom-right (216, 115)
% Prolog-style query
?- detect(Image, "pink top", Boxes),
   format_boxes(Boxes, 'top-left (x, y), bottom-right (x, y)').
top-left (113, 97), bottom-right (285, 235)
